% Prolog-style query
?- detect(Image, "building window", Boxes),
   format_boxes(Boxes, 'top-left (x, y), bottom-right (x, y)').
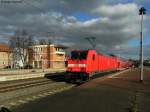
top-left (56, 48), bottom-right (64, 52)
top-left (57, 54), bottom-right (63, 56)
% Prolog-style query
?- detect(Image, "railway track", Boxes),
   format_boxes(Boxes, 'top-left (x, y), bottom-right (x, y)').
top-left (0, 70), bottom-right (128, 93)
top-left (1, 84), bottom-right (75, 108)
top-left (0, 80), bottom-right (75, 108)
top-left (0, 74), bottom-right (65, 93)
top-left (0, 80), bottom-right (54, 93)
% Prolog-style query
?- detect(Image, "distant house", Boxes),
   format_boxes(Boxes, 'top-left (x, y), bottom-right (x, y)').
top-left (0, 44), bottom-right (11, 68)
top-left (28, 44), bottom-right (67, 69)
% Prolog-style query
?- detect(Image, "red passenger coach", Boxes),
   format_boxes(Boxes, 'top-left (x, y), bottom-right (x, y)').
top-left (66, 49), bottom-right (130, 82)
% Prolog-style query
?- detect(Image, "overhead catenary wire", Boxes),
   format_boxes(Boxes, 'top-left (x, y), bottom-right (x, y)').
top-left (22, 0), bottom-right (46, 13)
top-left (0, 0), bottom-right (45, 13)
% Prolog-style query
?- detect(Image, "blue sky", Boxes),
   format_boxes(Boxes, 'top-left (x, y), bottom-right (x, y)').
top-left (72, 12), bottom-right (98, 22)
top-left (128, 30), bottom-right (150, 47)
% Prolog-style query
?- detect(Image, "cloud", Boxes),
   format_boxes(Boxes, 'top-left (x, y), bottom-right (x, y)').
top-left (112, 44), bottom-right (150, 59)
top-left (0, 1), bottom-right (149, 57)
top-left (94, 3), bottom-right (139, 19)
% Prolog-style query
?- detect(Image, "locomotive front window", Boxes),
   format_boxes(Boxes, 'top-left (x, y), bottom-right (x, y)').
top-left (71, 51), bottom-right (79, 59)
top-left (79, 51), bottom-right (88, 59)
top-left (71, 51), bottom-right (88, 60)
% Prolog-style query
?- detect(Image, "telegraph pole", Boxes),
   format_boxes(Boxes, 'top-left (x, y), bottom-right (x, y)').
top-left (139, 7), bottom-right (146, 82)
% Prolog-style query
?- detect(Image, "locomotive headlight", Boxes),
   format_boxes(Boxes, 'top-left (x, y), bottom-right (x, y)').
top-left (68, 64), bottom-right (86, 67)
top-left (68, 64), bottom-right (75, 67)
top-left (79, 64), bottom-right (86, 67)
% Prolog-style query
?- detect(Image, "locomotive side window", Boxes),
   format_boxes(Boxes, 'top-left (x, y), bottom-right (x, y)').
top-left (93, 54), bottom-right (95, 60)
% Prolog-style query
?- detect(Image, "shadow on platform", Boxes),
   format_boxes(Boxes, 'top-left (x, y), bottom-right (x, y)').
top-left (92, 70), bottom-right (117, 79)
top-left (44, 72), bottom-right (66, 82)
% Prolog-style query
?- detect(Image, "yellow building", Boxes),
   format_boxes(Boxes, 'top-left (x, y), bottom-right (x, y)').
top-left (28, 44), bottom-right (67, 69)
top-left (0, 44), bottom-right (11, 68)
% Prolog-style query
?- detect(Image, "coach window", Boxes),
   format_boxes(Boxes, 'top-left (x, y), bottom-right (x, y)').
top-left (93, 54), bottom-right (95, 60)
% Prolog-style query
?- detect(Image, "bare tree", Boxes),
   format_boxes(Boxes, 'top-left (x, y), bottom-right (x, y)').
top-left (39, 39), bottom-right (48, 45)
top-left (39, 38), bottom-right (52, 45)
top-left (9, 30), bottom-right (34, 68)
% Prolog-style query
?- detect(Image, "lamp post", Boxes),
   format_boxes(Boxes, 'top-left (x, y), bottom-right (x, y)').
top-left (139, 7), bottom-right (146, 82)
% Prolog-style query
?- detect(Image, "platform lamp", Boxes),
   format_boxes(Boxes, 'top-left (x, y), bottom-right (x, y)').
top-left (139, 7), bottom-right (146, 82)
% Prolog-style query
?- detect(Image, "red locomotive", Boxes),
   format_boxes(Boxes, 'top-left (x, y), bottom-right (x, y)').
top-left (66, 49), bottom-right (131, 83)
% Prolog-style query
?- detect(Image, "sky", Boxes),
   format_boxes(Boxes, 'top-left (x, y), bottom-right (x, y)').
top-left (0, 0), bottom-right (150, 59)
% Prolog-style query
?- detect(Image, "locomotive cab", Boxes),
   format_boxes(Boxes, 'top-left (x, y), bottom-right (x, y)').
top-left (67, 50), bottom-right (88, 72)
top-left (66, 50), bottom-right (97, 82)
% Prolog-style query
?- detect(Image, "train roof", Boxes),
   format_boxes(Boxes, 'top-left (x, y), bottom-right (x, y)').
top-left (71, 49), bottom-right (130, 60)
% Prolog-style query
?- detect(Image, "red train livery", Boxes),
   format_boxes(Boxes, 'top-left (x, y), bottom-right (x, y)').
top-left (66, 49), bottom-right (131, 82)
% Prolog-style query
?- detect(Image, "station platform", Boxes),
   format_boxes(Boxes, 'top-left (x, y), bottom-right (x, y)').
top-left (0, 69), bottom-right (65, 82)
